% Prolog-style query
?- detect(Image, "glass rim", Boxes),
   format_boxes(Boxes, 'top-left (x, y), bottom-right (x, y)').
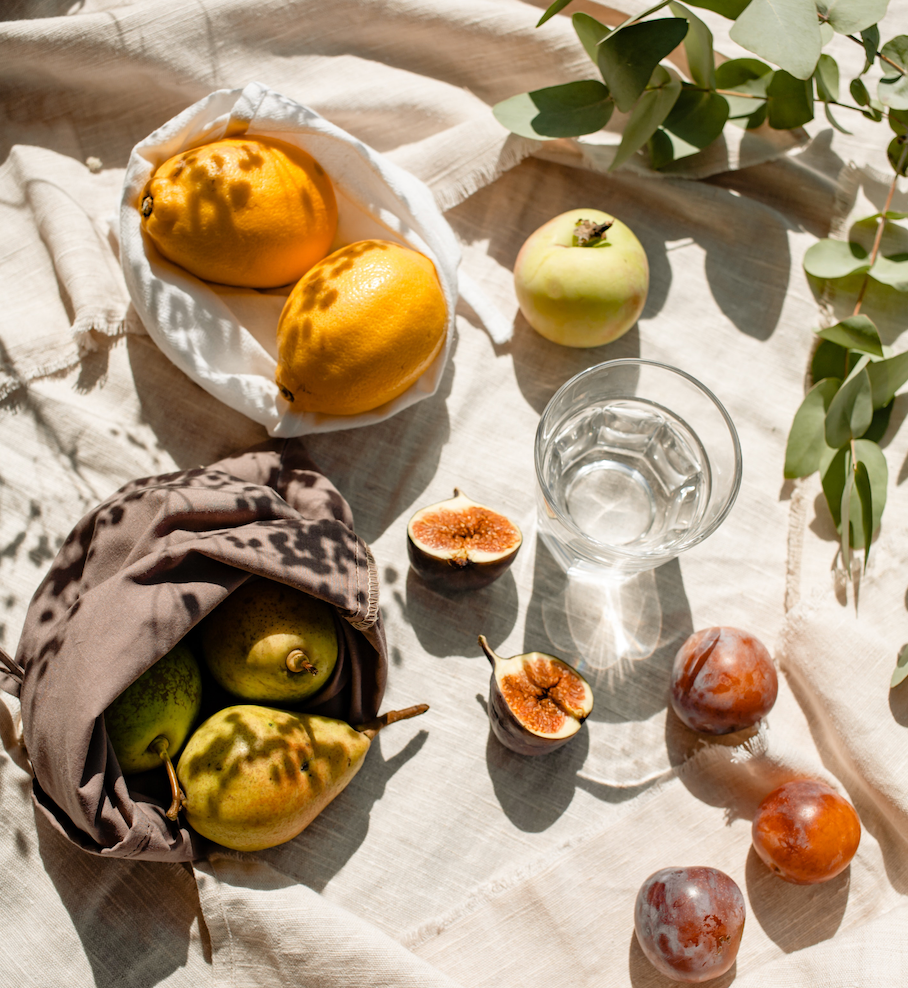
top-left (534, 358), bottom-right (743, 562)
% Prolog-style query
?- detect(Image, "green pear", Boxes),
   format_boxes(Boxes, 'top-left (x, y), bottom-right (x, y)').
top-left (176, 702), bottom-right (428, 851)
top-left (104, 642), bottom-right (203, 819)
top-left (200, 579), bottom-right (339, 703)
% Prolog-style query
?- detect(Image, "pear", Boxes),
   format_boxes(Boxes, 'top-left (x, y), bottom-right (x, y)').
top-left (104, 643), bottom-right (203, 819)
top-left (200, 579), bottom-right (339, 704)
top-left (176, 702), bottom-right (428, 851)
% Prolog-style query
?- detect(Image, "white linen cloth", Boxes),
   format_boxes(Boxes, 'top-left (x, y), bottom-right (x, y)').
top-left (2, 0), bottom-right (908, 986)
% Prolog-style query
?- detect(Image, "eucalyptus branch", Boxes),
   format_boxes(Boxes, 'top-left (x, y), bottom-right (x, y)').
top-left (845, 32), bottom-right (907, 77)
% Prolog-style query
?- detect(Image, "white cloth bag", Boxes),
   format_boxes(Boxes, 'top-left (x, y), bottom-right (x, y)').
top-left (119, 81), bottom-right (461, 435)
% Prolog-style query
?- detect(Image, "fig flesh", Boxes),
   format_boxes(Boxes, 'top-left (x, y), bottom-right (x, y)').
top-left (479, 635), bottom-right (593, 755)
top-left (407, 489), bottom-right (522, 591)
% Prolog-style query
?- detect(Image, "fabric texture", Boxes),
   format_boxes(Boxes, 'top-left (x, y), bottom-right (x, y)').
top-left (2, 0), bottom-right (908, 986)
top-left (2, 437), bottom-right (387, 860)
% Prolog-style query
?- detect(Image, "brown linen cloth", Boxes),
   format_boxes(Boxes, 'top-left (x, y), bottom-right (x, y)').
top-left (0, 437), bottom-right (386, 861)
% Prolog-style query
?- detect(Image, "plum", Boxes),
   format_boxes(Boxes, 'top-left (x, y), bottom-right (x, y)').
top-left (634, 866), bottom-right (746, 983)
top-left (670, 627), bottom-right (778, 735)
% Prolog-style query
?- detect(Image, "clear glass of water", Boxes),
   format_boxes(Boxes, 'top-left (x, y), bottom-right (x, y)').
top-left (535, 359), bottom-right (742, 577)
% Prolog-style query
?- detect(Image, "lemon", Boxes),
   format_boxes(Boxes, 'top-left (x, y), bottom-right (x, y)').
top-left (140, 136), bottom-right (337, 288)
top-left (275, 240), bottom-right (447, 416)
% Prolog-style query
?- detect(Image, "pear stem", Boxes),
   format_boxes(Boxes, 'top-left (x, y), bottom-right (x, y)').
top-left (286, 649), bottom-right (318, 675)
top-left (478, 634), bottom-right (498, 667)
top-left (355, 704), bottom-right (429, 740)
top-left (149, 736), bottom-right (184, 821)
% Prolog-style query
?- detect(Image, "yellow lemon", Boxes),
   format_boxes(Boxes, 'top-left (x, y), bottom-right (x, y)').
top-left (275, 240), bottom-right (447, 416)
top-left (140, 136), bottom-right (337, 288)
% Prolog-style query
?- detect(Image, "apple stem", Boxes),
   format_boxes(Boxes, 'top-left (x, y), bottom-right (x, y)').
top-left (355, 704), bottom-right (429, 740)
top-left (149, 735), bottom-right (185, 821)
top-left (286, 649), bottom-right (318, 675)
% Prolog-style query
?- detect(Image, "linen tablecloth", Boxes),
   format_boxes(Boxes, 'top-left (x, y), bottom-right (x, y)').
top-left (3, 1), bottom-right (908, 985)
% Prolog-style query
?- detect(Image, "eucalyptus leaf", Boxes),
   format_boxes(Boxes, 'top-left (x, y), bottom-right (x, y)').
top-left (864, 400), bottom-right (893, 443)
top-left (816, 314), bottom-right (883, 355)
top-left (891, 643), bottom-right (908, 688)
top-left (654, 127), bottom-right (703, 162)
top-left (820, 22), bottom-right (835, 46)
top-left (816, 0), bottom-right (888, 35)
top-left (821, 440), bottom-right (886, 547)
top-left (573, 12), bottom-right (610, 62)
top-left (784, 377), bottom-right (840, 478)
top-left (821, 445), bottom-right (849, 528)
top-left (840, 454), bottom-right (854, 575)
top-left (889, 107), bottom-right (908, 135)
top-left (537, 0), bottom-right (574, 27)
top-left (683, 0), bottom-right (751, 14)
top-left (861, 25), bottom-right (880, 73)
top-left (598, 18), bottom-right (689, 112)
top-left (669, 1), bottom-right (715, 88)
top-left (492, 80), bottom-right (613, 139)
top-left (812, 340), bottom-right (849, 382)
top-left (879, 36), bottom-right (908, 110)
top-left (867, 349), bottom-right (908, 407)
top-left (851, 76), bottom-right (871, 106)
top-left (825, 365), bottom-right (873, 447)
top-left (663, 87), bottom-right (729, 147)
top-left (729, 0), bottom-right (822, 81)
top-left (803, 238), bottom-right (869, 279)
top-left (888, 136), bottom-right (908, 176)
top-left (767, 70), bottom-right (814, 128)
top-left (610, 67), bottom-right (682, 169)
top-left (648, 128), bottom-right (676, 168)
top-left (814, 53), bottom-right (839, 103)
top-left (824, 101), bottom-right (852, 134)
top-left (853, 437), bottom-right (888, 540)
top-left (715, 57), bottom-right (772, 120)
top-left (854, 457), bottom-right (873, 568)
top-left (870, 251), bottom-right (908, 289)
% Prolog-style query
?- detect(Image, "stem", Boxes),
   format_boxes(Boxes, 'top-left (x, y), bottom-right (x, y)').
top-left (286, 649), bottom-right (318, 675)
top-left (149, 736), bottom-right (185, 821)
top-left (853, 139), bottom-right (908, 316)
top-left (478, 634), bottom-right (498, 667)
top-left (845, 33), bottom-right (907, 77)
top-left (354, 704), bottom-right (429, 740)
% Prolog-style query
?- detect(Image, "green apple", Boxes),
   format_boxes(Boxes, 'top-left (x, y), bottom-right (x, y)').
top-left (513, 208), bottom-right (649, 347)
top-left (199, 579), bottom-right (339, 704)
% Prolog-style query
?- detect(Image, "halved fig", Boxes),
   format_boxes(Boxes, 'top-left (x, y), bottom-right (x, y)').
top-left (479, 635), bottom-right (593, 755)
top-left (407, 489), bottom-right (522, 592)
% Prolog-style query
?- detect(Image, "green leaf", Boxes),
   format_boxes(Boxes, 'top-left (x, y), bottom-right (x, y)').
top-left (817, 0), bottom-right (888, 35)
top-left (840, 450), bottom-right (854, 575)
top-left (648, 128), bottom-right (676, 168)
top-left (767, 70), bottom-right (814, 128)
top-left (784, 377), bottom-right (840, 478)
top-left (870, 251), bottom-right (908, 289)
top-left (891, 643), bottom-right (908, 688)
top-left (853, 457), bottom-right (873, 568)
top-left (492, 80), bottom-right (613, 139)
top-left (537, 0), bottom-right (574, 27)
top-left (887, 136), bottom-right (908, 175)
top-left (803, 238), bottom-right (869, 278)
top-left (715, 57), bottom-right (772, 122)
top-left (820, 21), bottom-right (835, 46)
top-left (821, 439), bottom-right (885, 549)
top-left (861, 26), bottom-right (880, 73)
top-left (879, 36), bottom-right (908, 110)
top-left (669, 1), bottom-right (716, 89)
top-left (824, 101), bottom-right (852, 134)
top-left (812, 340), bottom-right (849, 382)
top-left (867, 349), bottom-right (908, 407)
top-left (816, 315), bottom-right (883, 356)
top-left (864, 400), bottom-right (893, 443)
top-left (610, 66), bottom-right (682, 169)
top-left (573, 12), bottom-right (611, 62)
top-left (889, 108), bottom-right (908, 135)
top-left (662, 86), bottom-right (729, 147)
top-left (853, 438), bottom-right (888, 540)
top-left (729, 0), bottom-right (822, 81)
top-left (825, 365), bottom-right (873, 447)
top-left (851, 76), bottom-right (871, 106)
top-left (598, 18), bottom-right (689, 112)
top-left (683, 0), bottom-right (751, 15)
top-left (814, 53), bottom-right (840, 103)
top-left (822, 445), bottom-right (849, 528)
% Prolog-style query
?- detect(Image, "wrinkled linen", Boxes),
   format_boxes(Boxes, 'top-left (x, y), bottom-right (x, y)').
top-left (2, 0), bottom-right (908, 986)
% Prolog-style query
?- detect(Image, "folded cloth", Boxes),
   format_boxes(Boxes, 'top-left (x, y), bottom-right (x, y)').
top-left (119, 81), bottom-right (462, 437)
top-left (0, 438), bottom-right (386, 861)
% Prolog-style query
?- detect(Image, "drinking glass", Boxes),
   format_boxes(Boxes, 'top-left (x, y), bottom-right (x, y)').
top-left (535, 359), bottom-right (742, 579)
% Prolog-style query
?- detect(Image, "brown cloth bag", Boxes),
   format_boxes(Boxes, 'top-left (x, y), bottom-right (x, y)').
top-left (0, 438), bottom-right (387, 861)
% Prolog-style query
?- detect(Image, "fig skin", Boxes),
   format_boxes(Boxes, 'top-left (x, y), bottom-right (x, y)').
top-left (407, 489), bottom-right (522, 593)
top-left (480, 635), bottom-right (593, 756)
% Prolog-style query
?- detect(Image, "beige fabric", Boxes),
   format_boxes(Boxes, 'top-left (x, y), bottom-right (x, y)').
top-left (2, 0), bottom-right (908, 985)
